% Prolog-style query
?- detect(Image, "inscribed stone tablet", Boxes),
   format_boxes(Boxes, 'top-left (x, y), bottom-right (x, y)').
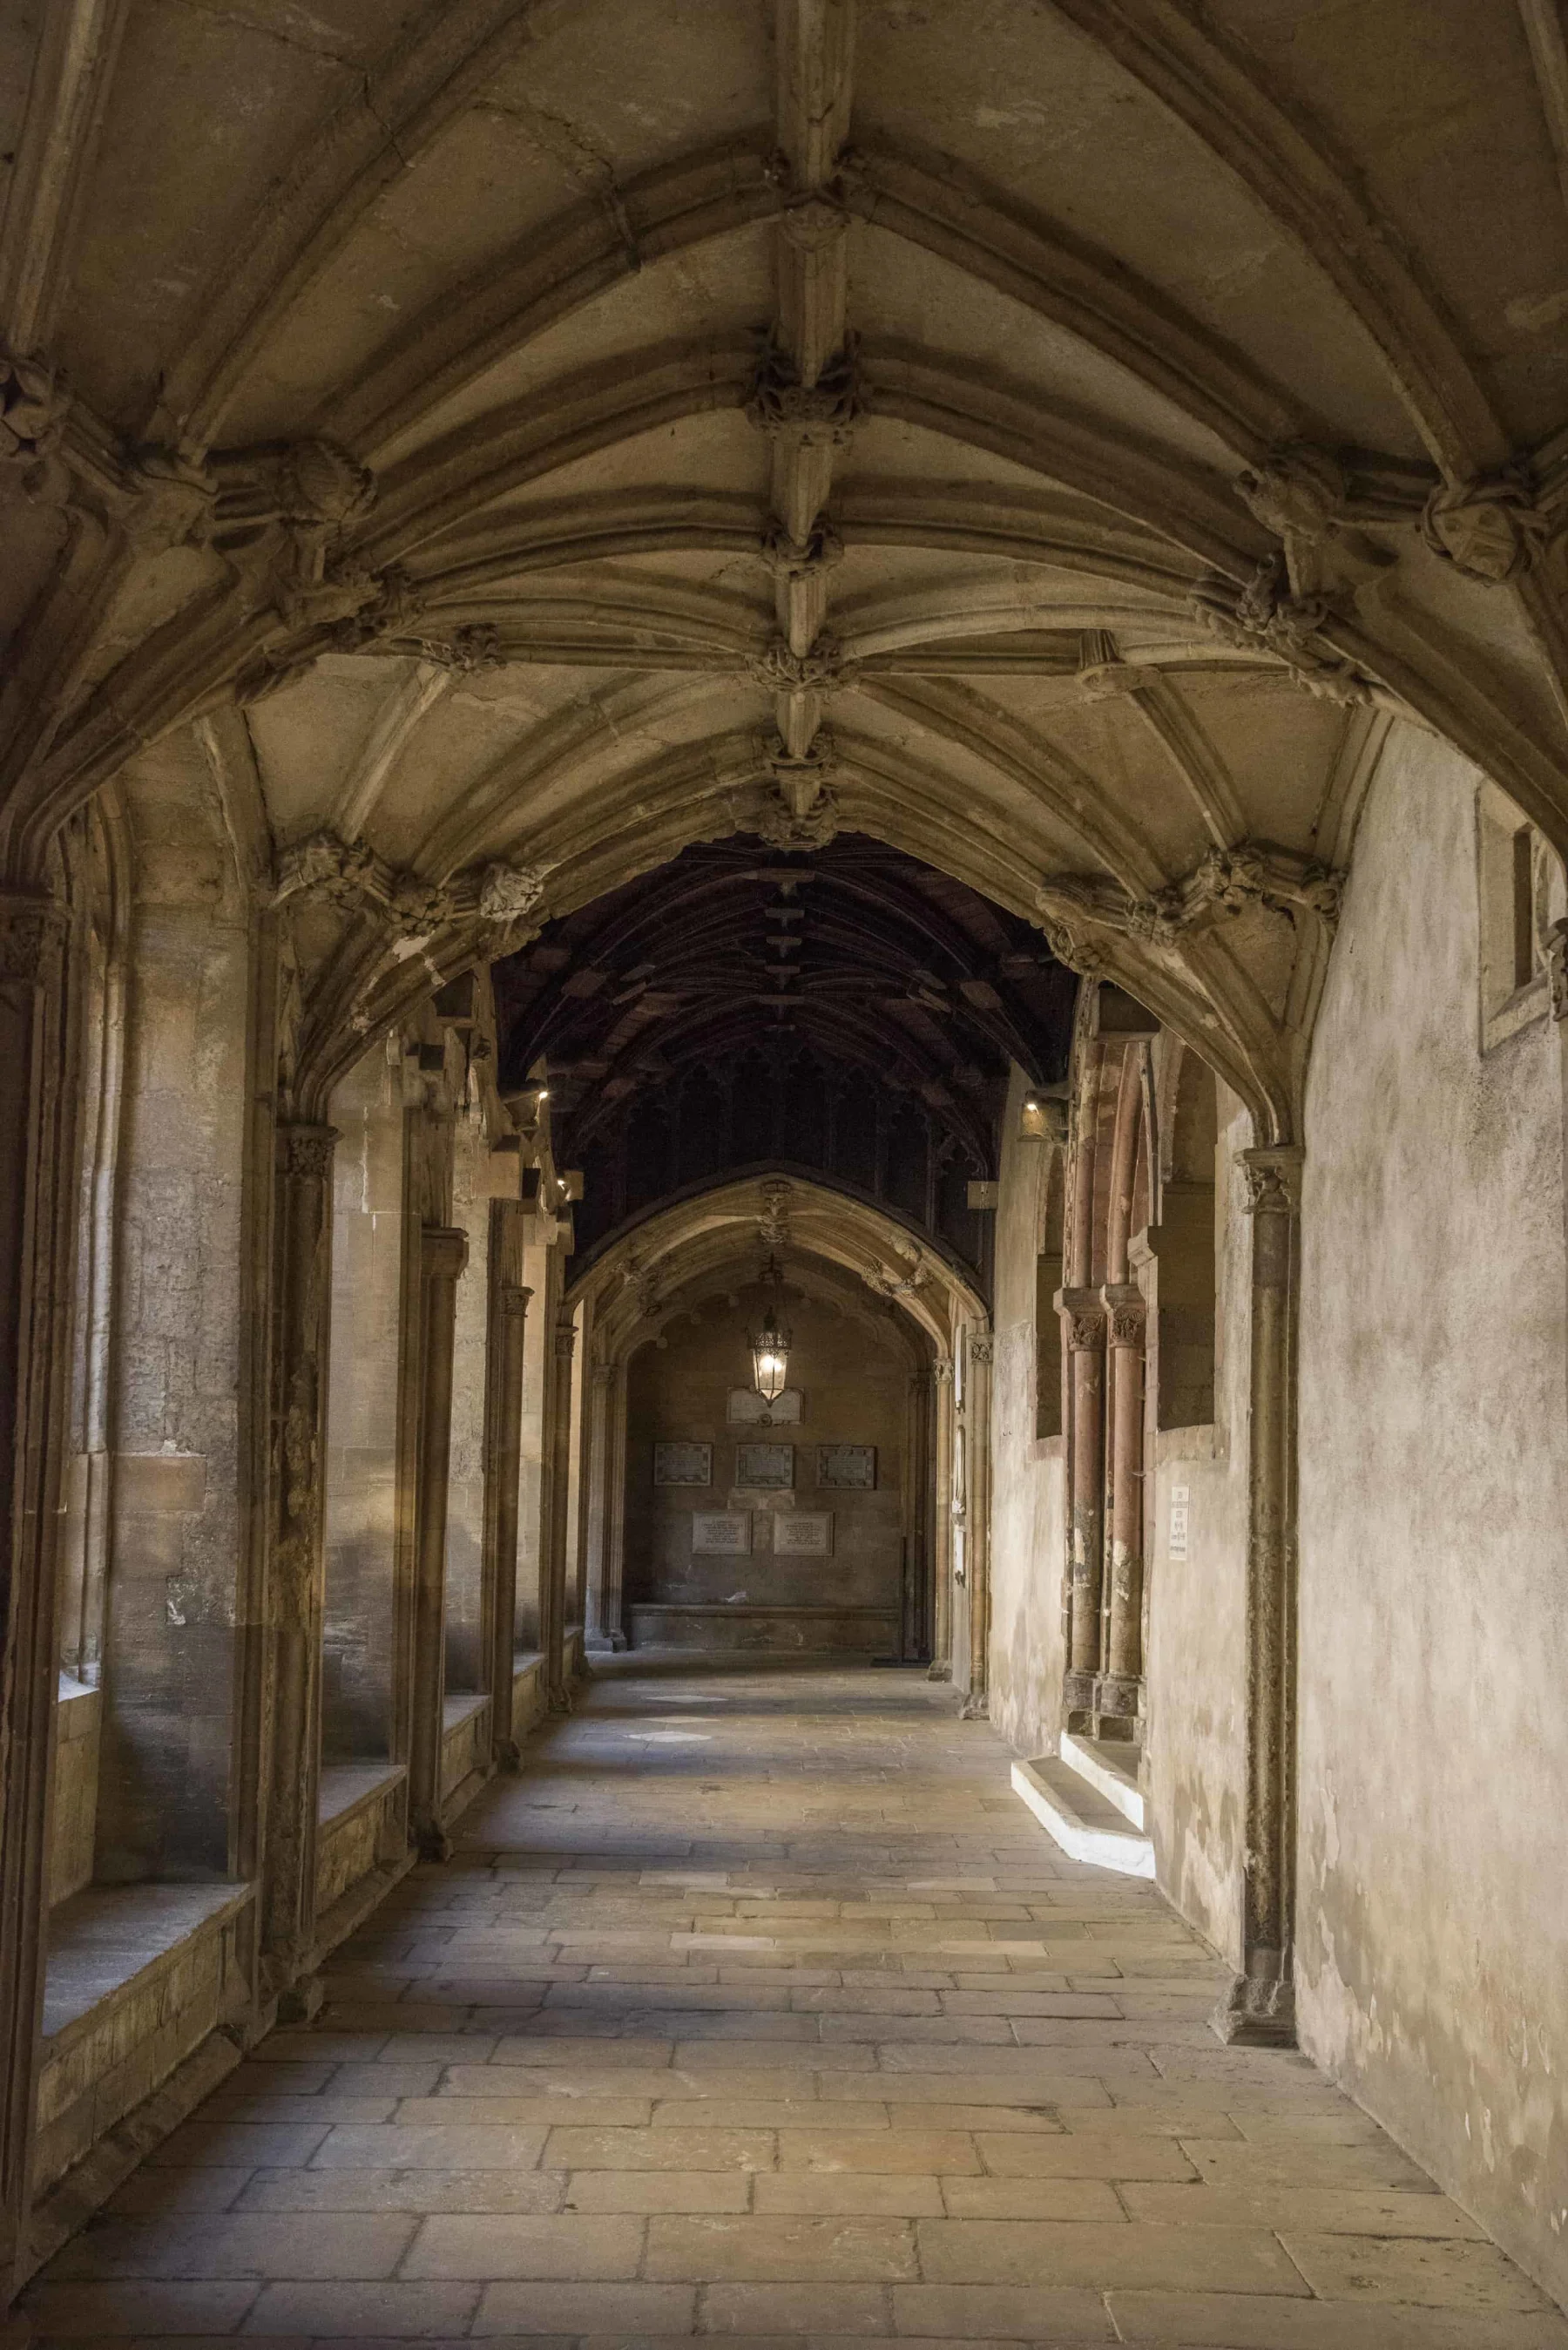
top-left (653, 1441), bottom-right (712, 1487)
top-left (693, 1511), bottom-right (751, 1554)
top-left (734, 1442), bottom-right (794, 1488)
top-left (816, 1443), bottom-right (875, 1489)
top-left (774, 1511), bottom-right (832, 1555)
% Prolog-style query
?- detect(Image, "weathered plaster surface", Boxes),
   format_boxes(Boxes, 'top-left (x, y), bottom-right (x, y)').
top-left (1144, 1093), bottom-right (1250, 1967)
top-left (986, 1067), bottom-right (1064, 1760)
top-left (1299, 723), bottom-right (1568, 2306)
top-left (446, 1106), bottom-right (490, 1691)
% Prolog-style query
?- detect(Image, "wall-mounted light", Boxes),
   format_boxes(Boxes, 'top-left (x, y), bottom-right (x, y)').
top-left (749, 1255), bottom-right (792, 1404)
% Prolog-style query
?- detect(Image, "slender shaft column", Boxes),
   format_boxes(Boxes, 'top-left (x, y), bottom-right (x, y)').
top-left (1098, 1283), bottom-right (1146, 1725)
top-left (0, 893), bottom-right (75, 2324)
top-left (1058, 1290), bottom-right (1105, 1723)
top-left (926, 1358), bottom-right (954, 1679)
top-left (1213, 1143), bottom-right (1302, 2048)
top-left (260, 1122), bottom-right (337, 2014)
top-left (543, 1318), bottom-right (577, 1710)
top-left (485, 1279), bottom-right (531, 1771)
top-left (584, 1358), bottom-right (626, 1651)
top-left (958, 1329), bottom-right (994, 1720)
top-left (409, 1225), bottom-right (468, 1859)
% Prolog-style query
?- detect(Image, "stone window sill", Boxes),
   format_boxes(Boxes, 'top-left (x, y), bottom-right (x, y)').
top-left (44, 1881), bottom-right (252, 2044)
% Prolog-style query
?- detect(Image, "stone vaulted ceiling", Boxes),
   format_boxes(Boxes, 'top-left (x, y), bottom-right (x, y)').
top-left (7, 0), bottom-right (1568, 1139)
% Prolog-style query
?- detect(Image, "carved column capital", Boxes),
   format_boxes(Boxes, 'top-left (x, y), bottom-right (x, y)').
top-left (0, 889), bottom-right (68, 986)
top-left (421, 1223), bottom-right (469, 1282)
top-left (1057, 1285), bottom-right (1105, 1351)
top-left (932, 1357), bottom-right (954, 1387)
top-left (590, 1358), bottom-right (615, 1388)
top-left (277, 1121), bottom-right (338, 1181)
top-left (554, 1320), bottom-right (578, 1361)
top-left (1102, 1283), bottom-right (1147, 1347)
top-left (1240, 1144), bottom-right (1304, 1216)
top-left (501, 1283), bottom-right (533, 1319)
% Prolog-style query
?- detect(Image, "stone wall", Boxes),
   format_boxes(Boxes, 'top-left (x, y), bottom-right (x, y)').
top-left (1297, 725), bottom-right (1568, 2307)
top-left (94, 750), bottom-right (253, 1882)
top-left (446, 1108), bottom-right (491, 1691)
top-left (624, 1286), bottom-right (910, 1651)
top-left (986, 1067), bottom-right (1065, 1758)
top-left (322, 1040), bottom-right (406, 1760)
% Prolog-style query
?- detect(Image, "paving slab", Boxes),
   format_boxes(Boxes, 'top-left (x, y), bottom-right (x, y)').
top-left (22, 1660), bottom-right (1559, 2346)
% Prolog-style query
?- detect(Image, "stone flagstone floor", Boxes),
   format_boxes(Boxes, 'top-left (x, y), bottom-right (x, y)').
top-left (24, 1658), bottom-right (1567, 2347)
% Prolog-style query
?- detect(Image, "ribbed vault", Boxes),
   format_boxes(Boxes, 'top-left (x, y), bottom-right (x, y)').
top-left (6, 0), bottom-right (1568, 1142)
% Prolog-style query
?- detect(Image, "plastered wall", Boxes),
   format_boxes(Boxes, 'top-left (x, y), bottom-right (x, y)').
top-left (986, 1067), bottom-right (1065, 1758)
top-left (1141, 1098), bottom-right (1249, 1966)
top-left (624, 1286), bottom-right (910, 1644)
top-left (1297, 725), bottom-right (1568, 2306)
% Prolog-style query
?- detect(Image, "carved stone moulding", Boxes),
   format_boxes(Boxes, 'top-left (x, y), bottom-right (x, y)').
top-left (1240, 1142), bottom-right (1304, 1216)
top-left (1420, 471), bottom-right (1551, 585)
top-left (0, 888), bottom-right (69, 985)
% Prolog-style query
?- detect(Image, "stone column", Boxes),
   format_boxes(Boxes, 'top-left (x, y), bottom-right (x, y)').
top-left (542, 1317), bottom-right (577, 1711)
top-left (0, 892), bottom-right (74, 2324)
top-left (926, 1357), bottom-right (954, 1679)
top-left (260, 1121), bottom-right (336, 2015)
top-left (1058, 1289), bottom-right (1105, 1723)
top-left (1098, 1282), bottom-right (1146, 1728)
top-left (1213, 1143), bottom-right (1302, 2048)
top-left (958, 1330), bottom-right (994, 1719)
top-left (485, 1279), bottom-right (531, 1770)
top-left (408, 1224), bottom-right (468, 1859)
top-left (584, 1359), bottom-right (627, 1652)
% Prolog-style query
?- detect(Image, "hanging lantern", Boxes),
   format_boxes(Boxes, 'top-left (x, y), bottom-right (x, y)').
top-left (748, 1256), bottom-right (792, 1404)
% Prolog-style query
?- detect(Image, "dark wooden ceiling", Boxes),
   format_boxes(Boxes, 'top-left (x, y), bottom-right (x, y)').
top-left (494, 835), bottom-right (1076, 1280)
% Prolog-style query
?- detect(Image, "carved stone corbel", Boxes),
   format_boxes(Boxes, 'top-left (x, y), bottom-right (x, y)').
top-left (1189, 556), bottom-right (1372, 706)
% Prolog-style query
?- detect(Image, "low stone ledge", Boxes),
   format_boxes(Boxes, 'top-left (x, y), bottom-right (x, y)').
top-left (625, 1602), bottom-right (901, 1655)
top-left (37, 1881), bottom-right (253, 2197)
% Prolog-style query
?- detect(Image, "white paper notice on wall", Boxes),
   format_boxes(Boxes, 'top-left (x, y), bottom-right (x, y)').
top-left (1168, 1485), bottom-right (1190, 1561)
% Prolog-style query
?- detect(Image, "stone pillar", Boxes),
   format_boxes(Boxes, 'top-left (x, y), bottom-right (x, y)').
top-left (1213, 1143), bottom-right (1302, 2048)
top-left (485, 1278), bottom-right (531, 1770)
top-left (0, 892), bottom-right (74, 2323)
top-left (1058, 1288), bottom-right (1105, 1723)
top-left (542, 1317), bottom-right (577, 1711)
top-left (1098, 1282), bottom-right (1146, 1728)
top-left (926, 1357), bottom-right (954, 1679)
top-left (408, 1224), bottom-right (468, 1859)
top-left (260, 1121), bottom-right (336, 2014)
top-left (958, 1330), bottom-right (994, 1719)
top-left (584, 1359), bottom-right (627, 1652)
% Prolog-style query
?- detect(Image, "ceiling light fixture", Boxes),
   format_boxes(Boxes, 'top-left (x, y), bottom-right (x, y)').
top-left (749, 1254), bottom-right (792, 1404)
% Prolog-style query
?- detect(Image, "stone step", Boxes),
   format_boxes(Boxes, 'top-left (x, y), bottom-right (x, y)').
top-left (1059, 1728), bottom-right (1146, 1831)
top-left (1010, 1755), bottom-right (1156, 1878)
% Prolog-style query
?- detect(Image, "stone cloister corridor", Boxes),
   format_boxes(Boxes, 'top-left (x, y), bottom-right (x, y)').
top-left (23, 1659), bottom-right (1563, 2348)
top-left (5, 0), bottom-right (1568, 2338)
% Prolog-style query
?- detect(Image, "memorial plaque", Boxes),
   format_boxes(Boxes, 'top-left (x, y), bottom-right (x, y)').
top-left (728, 1386), bottom-right (802, 1426)
top-left (1168, 1484), bottom-right (1190, 1561)
top-left (816, 1443), bottom-right (875, 1489)
top-left (774, 1511), bottom-right (832, 1555)
top-left (693, 1511), bottom-right (751, 1554)
top-left (734, 1442), bottom-right (794, 1488)
top-left (653, 1441), bottom-right (712, 1487)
